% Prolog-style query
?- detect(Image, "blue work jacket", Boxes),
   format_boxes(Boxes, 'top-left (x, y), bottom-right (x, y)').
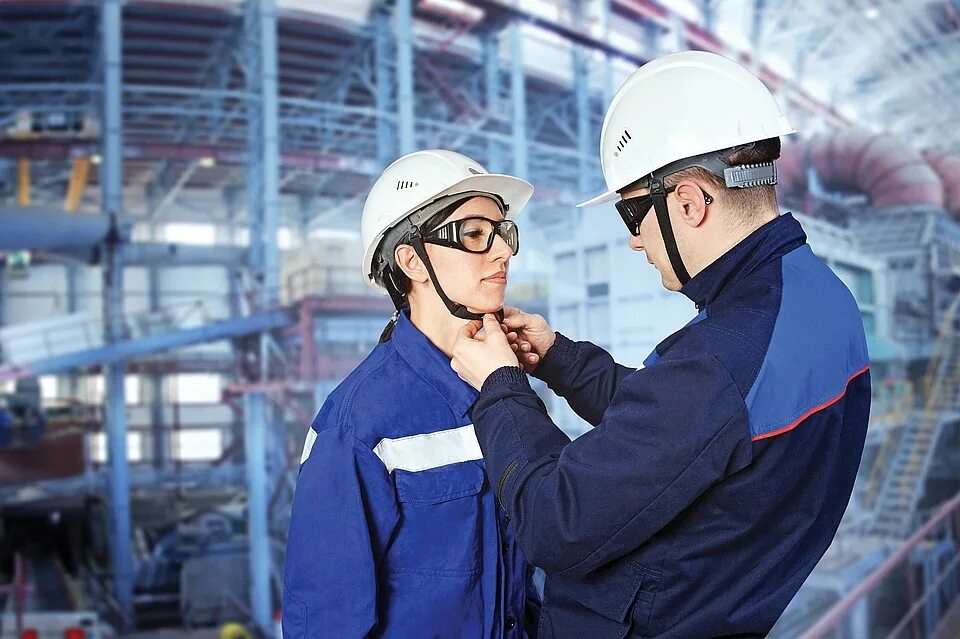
top-left (473, 213), bottom-right (871, 638)
top-left (283, 310), bottom-right (538, 638)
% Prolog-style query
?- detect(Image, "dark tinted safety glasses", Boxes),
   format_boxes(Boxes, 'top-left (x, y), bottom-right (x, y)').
top-left (615, 186), bottom-right (713, 236)
top-left (423, 217), bottom-right (519, 255)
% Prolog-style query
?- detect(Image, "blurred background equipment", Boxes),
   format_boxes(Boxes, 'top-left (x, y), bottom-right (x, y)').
top-left (0, 0), bottom-right (958, 637)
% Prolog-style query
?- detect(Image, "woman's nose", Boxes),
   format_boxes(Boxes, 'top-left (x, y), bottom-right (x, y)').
top-left (490, 233), bottom-right (512, 260)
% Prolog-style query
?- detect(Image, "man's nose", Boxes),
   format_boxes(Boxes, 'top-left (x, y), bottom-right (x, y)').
top-left (629, 233), bottom-right (644, 251)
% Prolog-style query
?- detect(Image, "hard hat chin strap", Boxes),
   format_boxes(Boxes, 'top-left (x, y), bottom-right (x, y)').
top-left (650, 176), bottom-right (691, 286)
top-left (410, 233), bottom-right (504, 323)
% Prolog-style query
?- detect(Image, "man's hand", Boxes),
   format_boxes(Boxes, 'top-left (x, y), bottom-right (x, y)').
top-left (451, 314), bottom-right (522, 391)
top-left (501, 306), bottom-right (557, 373)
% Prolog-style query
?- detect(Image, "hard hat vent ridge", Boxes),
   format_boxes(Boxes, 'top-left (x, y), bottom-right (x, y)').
top-left (614, 130), bottom-right (632, 156)
top-left (396, 180), bottom-right (419, 190)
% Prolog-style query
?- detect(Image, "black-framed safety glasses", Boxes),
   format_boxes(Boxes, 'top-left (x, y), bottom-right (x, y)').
top-left (422, 217), bottom-right (519, 255)
top-left (615, 186), bottom-right (713, 236)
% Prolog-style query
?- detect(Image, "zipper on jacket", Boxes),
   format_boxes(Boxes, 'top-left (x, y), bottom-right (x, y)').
top-left (497, 459), bottom-right (519, 505)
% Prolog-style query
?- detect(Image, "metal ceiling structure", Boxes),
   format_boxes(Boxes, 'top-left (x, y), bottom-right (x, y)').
top-left (4, 0), bottom-right (955, 233)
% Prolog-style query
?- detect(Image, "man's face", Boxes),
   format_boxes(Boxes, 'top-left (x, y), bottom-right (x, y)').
top-left (619, 184), bottom-right (684, 291)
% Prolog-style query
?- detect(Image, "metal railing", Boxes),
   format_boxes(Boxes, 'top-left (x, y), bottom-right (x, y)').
top-left (800, 491), bottom-right (960, 639)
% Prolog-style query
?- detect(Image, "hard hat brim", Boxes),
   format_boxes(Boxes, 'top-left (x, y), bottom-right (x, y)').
top-left (577, 188), bottom-right (619, 208)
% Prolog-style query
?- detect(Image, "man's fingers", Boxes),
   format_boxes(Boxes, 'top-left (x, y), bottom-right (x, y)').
top-left (519, 342), bottom-right (531, 353)
top-left (482, 314), bottom-right (503, 336)
top-left (510, 343), bottom-right (519, 352)
top-left (457, 319), bottom-right (483, 340)
top-left (502, 314), bottom-right (527, 329)
top-left (502, 306), bottom-right (522, 318)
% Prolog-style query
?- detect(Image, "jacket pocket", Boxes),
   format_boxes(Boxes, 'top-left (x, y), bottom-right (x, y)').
top-left (541, 561), bottom-right (660, 638)
top-left (390, 461), bottom-right (486, 575)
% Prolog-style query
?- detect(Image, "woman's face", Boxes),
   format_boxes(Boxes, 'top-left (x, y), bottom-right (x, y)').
top-left (422, 195), bottom-right (514, 314)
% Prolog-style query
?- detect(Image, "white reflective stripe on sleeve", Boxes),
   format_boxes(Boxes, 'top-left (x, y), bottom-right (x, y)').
top-left (372, 424), bottom-right (483, 473)
top-left (300, 428), bottom-right (318, 464)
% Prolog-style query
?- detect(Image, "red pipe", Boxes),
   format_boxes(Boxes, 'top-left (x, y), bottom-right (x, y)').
top-left (923, 150), bottom-right (960, 220)
top-left (808, 130), bottom-right (944, 209)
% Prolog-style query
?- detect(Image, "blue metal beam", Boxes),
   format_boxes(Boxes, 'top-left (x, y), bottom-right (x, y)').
top-left (0, 310), bottom-right (292, 382)
top-left (484, 31), bottom-right (503, 173)
top-left (510, 21), bottom-right (528, 180)
top-left (375, 9), bottom-right (395, 169)
top-left (396, 0), bottom-right (415, 155)
top-left (244, 0), bottom-right (279, 631)
top-left (101, 0), bottom-right (133, 625)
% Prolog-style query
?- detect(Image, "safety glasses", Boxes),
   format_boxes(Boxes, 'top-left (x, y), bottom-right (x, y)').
top-left (615, 186), bottom-right (713, 236)
top-left (422, 217), bottom-right (520, 255)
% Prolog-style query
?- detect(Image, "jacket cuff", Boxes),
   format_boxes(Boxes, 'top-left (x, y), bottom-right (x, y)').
top-left (533, 332), bottom-right (579, 387)
top-left (481, 365), bottom-right (530, 396)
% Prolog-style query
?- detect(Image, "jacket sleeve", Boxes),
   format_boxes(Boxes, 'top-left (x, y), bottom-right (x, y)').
top-left (533, 332), bottom-right (638, 426)
top-left (282, 424), bottom-right (398, 638)
top-left (472, 356), bottom-right (752, 579)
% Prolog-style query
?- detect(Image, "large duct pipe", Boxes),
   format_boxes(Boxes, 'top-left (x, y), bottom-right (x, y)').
top-left (922, 151), bottom-right (960, 220)
top-left (773, 129), bottom-right (946, 211)
top-left (808, 130), bottom-right (944, 209)
top-left (0, 207), bottom-right (126, 251)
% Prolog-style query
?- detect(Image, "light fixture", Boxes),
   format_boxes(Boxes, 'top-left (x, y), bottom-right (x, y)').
top-left (864, 6), bottom-right (880, 19)
top-left (198, 156), bottom-right (217, 168)
top-left (90, 154), bottom-right (102, 165)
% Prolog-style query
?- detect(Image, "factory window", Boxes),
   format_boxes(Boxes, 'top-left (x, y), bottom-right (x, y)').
top-left (587, 301), bottom-right (611, 347)
top-left (90, 431), bottom-right (144, 464)
top-left (169, 373), bottom-right (221, 404)
top-left (39, 376), bottom-right (58, 401)
top-left (278, 227), bottom-right (294, 250)
top-left (555, 304), bottom-right (580, 339)
top-left (834, 262), bottom-right (875, 305)
top-left (162, 223), bottom-right (217, 246)
top-left (172, 428), bottom-right (223, 462)
top-left (584, 246), bottom-right (609, 284)
top-left (88, 375), bottom-right (142, 405)
top-left (555, 252), bottom-right (579, 284)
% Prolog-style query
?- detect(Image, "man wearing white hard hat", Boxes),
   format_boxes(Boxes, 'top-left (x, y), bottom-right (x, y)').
top-left (451, 51), bottom-right (870, 637)
top-left (283, 150), bottom-right (541, 637)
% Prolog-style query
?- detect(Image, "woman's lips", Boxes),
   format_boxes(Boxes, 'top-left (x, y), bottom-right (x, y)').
top-left (483, 272), bottom-right (507, 284)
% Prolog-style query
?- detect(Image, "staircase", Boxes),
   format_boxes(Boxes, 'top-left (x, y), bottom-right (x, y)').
top-left (869, 306), bottom-right (960, 538)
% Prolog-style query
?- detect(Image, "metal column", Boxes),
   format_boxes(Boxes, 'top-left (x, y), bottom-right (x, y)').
top-left (101, 0), bottom-right (133, 625)
top-left (395, 0), bottom-right (415, 155)
top-left (148, 267), bottom-right (167, 471)
top-left (374, 9), bottom-right (395, 169)
top-left (243, 0), bottom-right (279, 631)
top-left (599, 0), bottom-right (615, 106)
top-left (510, 21), bottom-right (528, 180)
top-left (483, 32), bottom-right (503, 174)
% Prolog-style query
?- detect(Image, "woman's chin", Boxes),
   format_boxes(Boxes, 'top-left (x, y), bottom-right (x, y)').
top-left (465, 299), bottom-right (504, 316)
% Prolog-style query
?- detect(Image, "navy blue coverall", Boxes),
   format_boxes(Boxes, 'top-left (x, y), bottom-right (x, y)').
top-left (471, 213), bottom-right (871, 638)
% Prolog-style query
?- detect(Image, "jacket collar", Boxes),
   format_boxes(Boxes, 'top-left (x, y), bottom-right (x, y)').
top-left (390, 309), bottom-right (479, 418)
top-left (681, 213), bottom-right (807, 311)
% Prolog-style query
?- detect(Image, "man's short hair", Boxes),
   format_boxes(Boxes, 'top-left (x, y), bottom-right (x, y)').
top-left (664, 137), bottom-right (782, 220)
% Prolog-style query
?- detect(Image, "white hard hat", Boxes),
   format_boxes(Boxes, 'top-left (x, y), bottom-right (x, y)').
top-left (579, 51), bottom-right (796, 207)
top-left (361, 149), bottom-right (533, 290)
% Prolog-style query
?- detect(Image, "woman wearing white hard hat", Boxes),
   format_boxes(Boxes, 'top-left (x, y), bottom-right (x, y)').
top-left (282, 149), bottom-right (540, 638)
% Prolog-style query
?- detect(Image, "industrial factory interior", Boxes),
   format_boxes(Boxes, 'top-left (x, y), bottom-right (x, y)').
top-left (1, 0), bottom-right (959, 637)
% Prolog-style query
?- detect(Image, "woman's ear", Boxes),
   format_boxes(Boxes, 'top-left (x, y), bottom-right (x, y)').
top-left (395, 244), bottom-right (429, 284)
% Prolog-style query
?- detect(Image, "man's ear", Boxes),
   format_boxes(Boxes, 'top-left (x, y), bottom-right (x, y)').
top-left (395, 244), bottom-right (429, 284)
top-left (673, 179), bottom-right (710, 228)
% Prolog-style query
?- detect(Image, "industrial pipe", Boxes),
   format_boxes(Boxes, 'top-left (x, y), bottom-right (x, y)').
top-left (0, 207), bottom-right (119, 252)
